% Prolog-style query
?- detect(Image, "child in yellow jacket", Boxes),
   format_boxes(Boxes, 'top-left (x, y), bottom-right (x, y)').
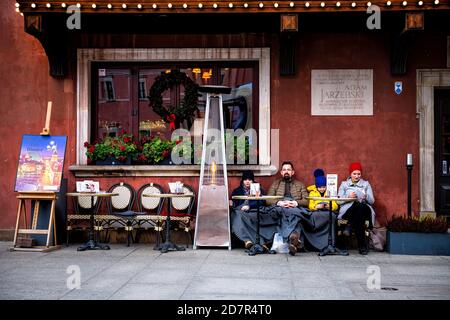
top-left (307, 169), bottom-right (339, 212)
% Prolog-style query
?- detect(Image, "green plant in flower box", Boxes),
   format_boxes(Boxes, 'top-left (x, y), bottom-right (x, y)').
top-left (141, 136), bottom-right (176, 164)
top-left (84, 132), bottom-right (139, 163)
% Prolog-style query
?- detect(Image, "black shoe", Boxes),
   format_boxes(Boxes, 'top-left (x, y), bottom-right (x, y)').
top-left (359, 247), bottom-right (368, 255)
top-left (268, 249), bottom-right (277, 254)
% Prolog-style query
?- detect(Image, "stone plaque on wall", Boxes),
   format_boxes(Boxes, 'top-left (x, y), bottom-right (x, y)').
top-left (311, 69), bottom-right (373, 116)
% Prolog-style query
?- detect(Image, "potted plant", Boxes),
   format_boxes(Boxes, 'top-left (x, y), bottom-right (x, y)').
top-left (386, 215), bottom-right (450, 255)
top-left (84, 132), bottom-right (139, 165)
top-left (139, 136), bottom-right (176, 165)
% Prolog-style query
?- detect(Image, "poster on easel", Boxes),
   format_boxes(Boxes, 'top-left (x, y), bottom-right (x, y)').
top-left (14, 135), bottom-right (67, 192)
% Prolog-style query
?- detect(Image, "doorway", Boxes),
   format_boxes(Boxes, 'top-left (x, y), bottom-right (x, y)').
top-left (434, 89), bottom-right (450, 217)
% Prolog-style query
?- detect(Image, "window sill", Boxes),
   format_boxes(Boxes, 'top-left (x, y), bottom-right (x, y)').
top-left (69, 164), bottom-right (278, 178)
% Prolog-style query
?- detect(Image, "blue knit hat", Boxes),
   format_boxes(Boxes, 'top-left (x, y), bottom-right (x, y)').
top-left (313, 168), bottom-right (325, 178)
top-left (315, 175), bottom-right (327, 188)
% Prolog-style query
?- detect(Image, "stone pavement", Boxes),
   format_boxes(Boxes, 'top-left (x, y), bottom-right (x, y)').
top-left (0, 241), bottom-right (449, 300)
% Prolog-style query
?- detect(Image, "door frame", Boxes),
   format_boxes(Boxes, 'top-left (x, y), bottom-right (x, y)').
top-left (417, 69), bottom-right (450, 217)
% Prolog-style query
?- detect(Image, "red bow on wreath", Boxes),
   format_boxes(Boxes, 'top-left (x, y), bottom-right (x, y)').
top-left (166, 114), bottom-right (177, 131)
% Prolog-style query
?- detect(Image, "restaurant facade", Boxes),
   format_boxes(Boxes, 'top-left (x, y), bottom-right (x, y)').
top-left (0, 0), bottom-right (449, 240)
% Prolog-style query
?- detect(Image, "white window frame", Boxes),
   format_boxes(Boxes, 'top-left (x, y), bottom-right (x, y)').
top-left (76, 48), bottom-right (271, 168)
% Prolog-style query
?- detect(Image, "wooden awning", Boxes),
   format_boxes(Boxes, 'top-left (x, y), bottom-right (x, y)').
top-left (15, 0), bottom-right (450, 14)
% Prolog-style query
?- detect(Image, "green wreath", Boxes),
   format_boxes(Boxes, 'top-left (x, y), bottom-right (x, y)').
top-left (148, 70), bottom-right (200, 129)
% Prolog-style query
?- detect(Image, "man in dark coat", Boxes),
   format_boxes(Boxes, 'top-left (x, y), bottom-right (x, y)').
top-left (266, 161), bottom-right (311, 256)
top-left (230, 170), bottom-right (279, 253)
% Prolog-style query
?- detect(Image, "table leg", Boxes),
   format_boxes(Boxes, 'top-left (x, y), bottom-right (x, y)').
top-left (246, 205), bottom-right (264, 256)
top-left (77, 196), bottom-right (110, 251)
top-left (159, 199), bottom-right (185, 253)
top-left (318, 200), bottom-right (348, 256)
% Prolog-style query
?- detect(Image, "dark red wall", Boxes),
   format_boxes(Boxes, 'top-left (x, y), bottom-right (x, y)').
top-left (0, 1), bottom-right (447, 230)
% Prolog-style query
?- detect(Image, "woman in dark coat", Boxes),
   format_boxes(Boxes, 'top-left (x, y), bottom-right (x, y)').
top-left (230, 170), bottom-right (279, 253)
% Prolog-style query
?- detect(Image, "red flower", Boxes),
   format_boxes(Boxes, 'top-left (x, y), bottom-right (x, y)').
top-left (120, 145), bottom-right (126, 152)
top-left (123, 137), bottom-right (131, 143)
top-left (162, 150), bottom-right (170, 158)
top-left (84, 141), bottom-right (90, 147)
top-left (89, 146), bottom-right (95, 153)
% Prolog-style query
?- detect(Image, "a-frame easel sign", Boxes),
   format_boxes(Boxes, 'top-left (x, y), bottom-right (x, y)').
top-left (11, 102), bottom-right (67, 252)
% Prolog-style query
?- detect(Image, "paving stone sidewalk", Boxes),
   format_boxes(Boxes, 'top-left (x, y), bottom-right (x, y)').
top-left (0, 241), bottom-right (449, 300)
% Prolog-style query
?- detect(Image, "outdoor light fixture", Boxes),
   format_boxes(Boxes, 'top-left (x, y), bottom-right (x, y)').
top-left (15, 2), bottom-right (19, 8)
top-left (244, 3), bottom-right (249, 7)
top-left (434, 0), bottom-right (439, 4)
top-left (290, 2), bottom-right (295, 7)
top-left (305, 2), bottom-right (310, 7)
top-left (229, 3), bottom-right (234, 8)
top-left (386, 0), bottom-right (392, 5)
top-left (213, 3), bottom-right (218, 8)
top-left (46, 3), bottom-right (51, 8)
top-left (31, 3), bottom-right (36, 8)
top-left (15, 8), bottom-right (20, 12)
top-left (281, 14), bottom-right (298, 31)
top-left (168, 3), bottom-right (173, 8)
top-left (107, 3), bottom-right (112, 9)
top-left (91, 4), bottom-right (96, 9)
top-left (418, 1), bottom-right (423, 6)
top-left (336, 2), bottom-right (341, 7)
top-left (183, 3), bottom-right (187, 8)
top-left (122, 3), bottom-right (127, 9)
top-left (61, 3), bottom-right (66, 8)
top-left (402, 1), bottom-right (408, 6)
top-left (367, 2), bottom-right (372, 7)
top-left (137, 4), bottom-right (143, 9)
top-left (259, 2), bottom-right (264, 8)
top-left (274, 2), bottom-right (279, 8)
top-left (198, 3), bottom-right (203, 8)
top-left (351, 2), bottom-right (357, 7)
top-left (76, 3), bottom-right (81, 8)
top-left (321, 2), bottom-right (326, 7)
top-left (406, 12), bottom-right (424, 29)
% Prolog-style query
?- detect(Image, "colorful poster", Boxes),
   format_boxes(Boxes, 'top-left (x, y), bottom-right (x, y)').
top-left (14, 135), bottom-right (67, 192)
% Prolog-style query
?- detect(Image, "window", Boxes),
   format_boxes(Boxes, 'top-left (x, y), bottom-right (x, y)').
top-left (76, 48), bottom-right (271, 168)
top-left (91, 63), bottom-right (258, 144)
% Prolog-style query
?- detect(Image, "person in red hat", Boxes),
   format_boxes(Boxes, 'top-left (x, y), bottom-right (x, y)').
top-left (337, 162), bottom-right (375, 255)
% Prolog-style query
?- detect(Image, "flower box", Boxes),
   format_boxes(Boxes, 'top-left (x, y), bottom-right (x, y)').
top-left (95, 156), bottom-right (131, 165)
top-left (387, 231), bottom-right (450, 255)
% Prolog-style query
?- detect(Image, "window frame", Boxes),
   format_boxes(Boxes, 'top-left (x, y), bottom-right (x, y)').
top-left (75, 48), bottom-right (272, 171)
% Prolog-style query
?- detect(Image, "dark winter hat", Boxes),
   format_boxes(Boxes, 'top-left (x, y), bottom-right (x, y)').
top-left (313, 168), bottom-right (325, 178)
top-left (241, 170), bottom-right (255, 181)
top-left (349, 162), bottom-right (362, 174)
top-left (315, 175), bottom-right (327, 188)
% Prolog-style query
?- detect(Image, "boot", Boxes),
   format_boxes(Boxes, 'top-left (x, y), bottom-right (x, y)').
top-left (288, 231), bottom-right (300, 256)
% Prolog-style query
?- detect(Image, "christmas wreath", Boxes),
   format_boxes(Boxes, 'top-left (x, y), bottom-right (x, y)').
top-left (148, 70), bottom-right (200, 130)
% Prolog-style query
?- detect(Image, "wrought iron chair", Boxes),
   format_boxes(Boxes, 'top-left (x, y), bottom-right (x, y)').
top-left (337, 218), bottom-right (371, 251)
top-left (66, 192), bottom-right (102, 246)
top-left (102, 182), bottom-right (137, 246)
top-left (134, 183), bottom-right (166, 248)
top-left (167, 184), bottom-right (196, 247)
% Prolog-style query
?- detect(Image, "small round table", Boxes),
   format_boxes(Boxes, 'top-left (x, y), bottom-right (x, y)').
top-left (231, 195), bottom-right (283, 256)
top-left (307, 196), bottom-right (357, 256)
top-left (66, 192), bottom-right (118, 251)
top-left (143, 193), bottom-right (194, 253)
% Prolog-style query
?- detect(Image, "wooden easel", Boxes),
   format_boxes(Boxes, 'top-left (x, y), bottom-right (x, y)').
top-left (11, 101), bottom-right (60, 252)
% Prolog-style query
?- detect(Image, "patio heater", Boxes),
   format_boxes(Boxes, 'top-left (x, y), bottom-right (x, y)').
top-left (193, 85), bottom-right (232, 250)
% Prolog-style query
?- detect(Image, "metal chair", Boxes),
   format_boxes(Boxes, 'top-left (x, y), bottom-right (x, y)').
top-left (134, 183), bottom-right (166, 248)
top-left (66, 192), bottom-right (102, 246)
top-left (168, 184), bottom-right (196, 247)
top-left (102, 182), bottom-right (136, 246)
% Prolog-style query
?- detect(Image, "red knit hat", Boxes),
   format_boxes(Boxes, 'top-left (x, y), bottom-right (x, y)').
top-left (349, 162), bottom-right (362, 174)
